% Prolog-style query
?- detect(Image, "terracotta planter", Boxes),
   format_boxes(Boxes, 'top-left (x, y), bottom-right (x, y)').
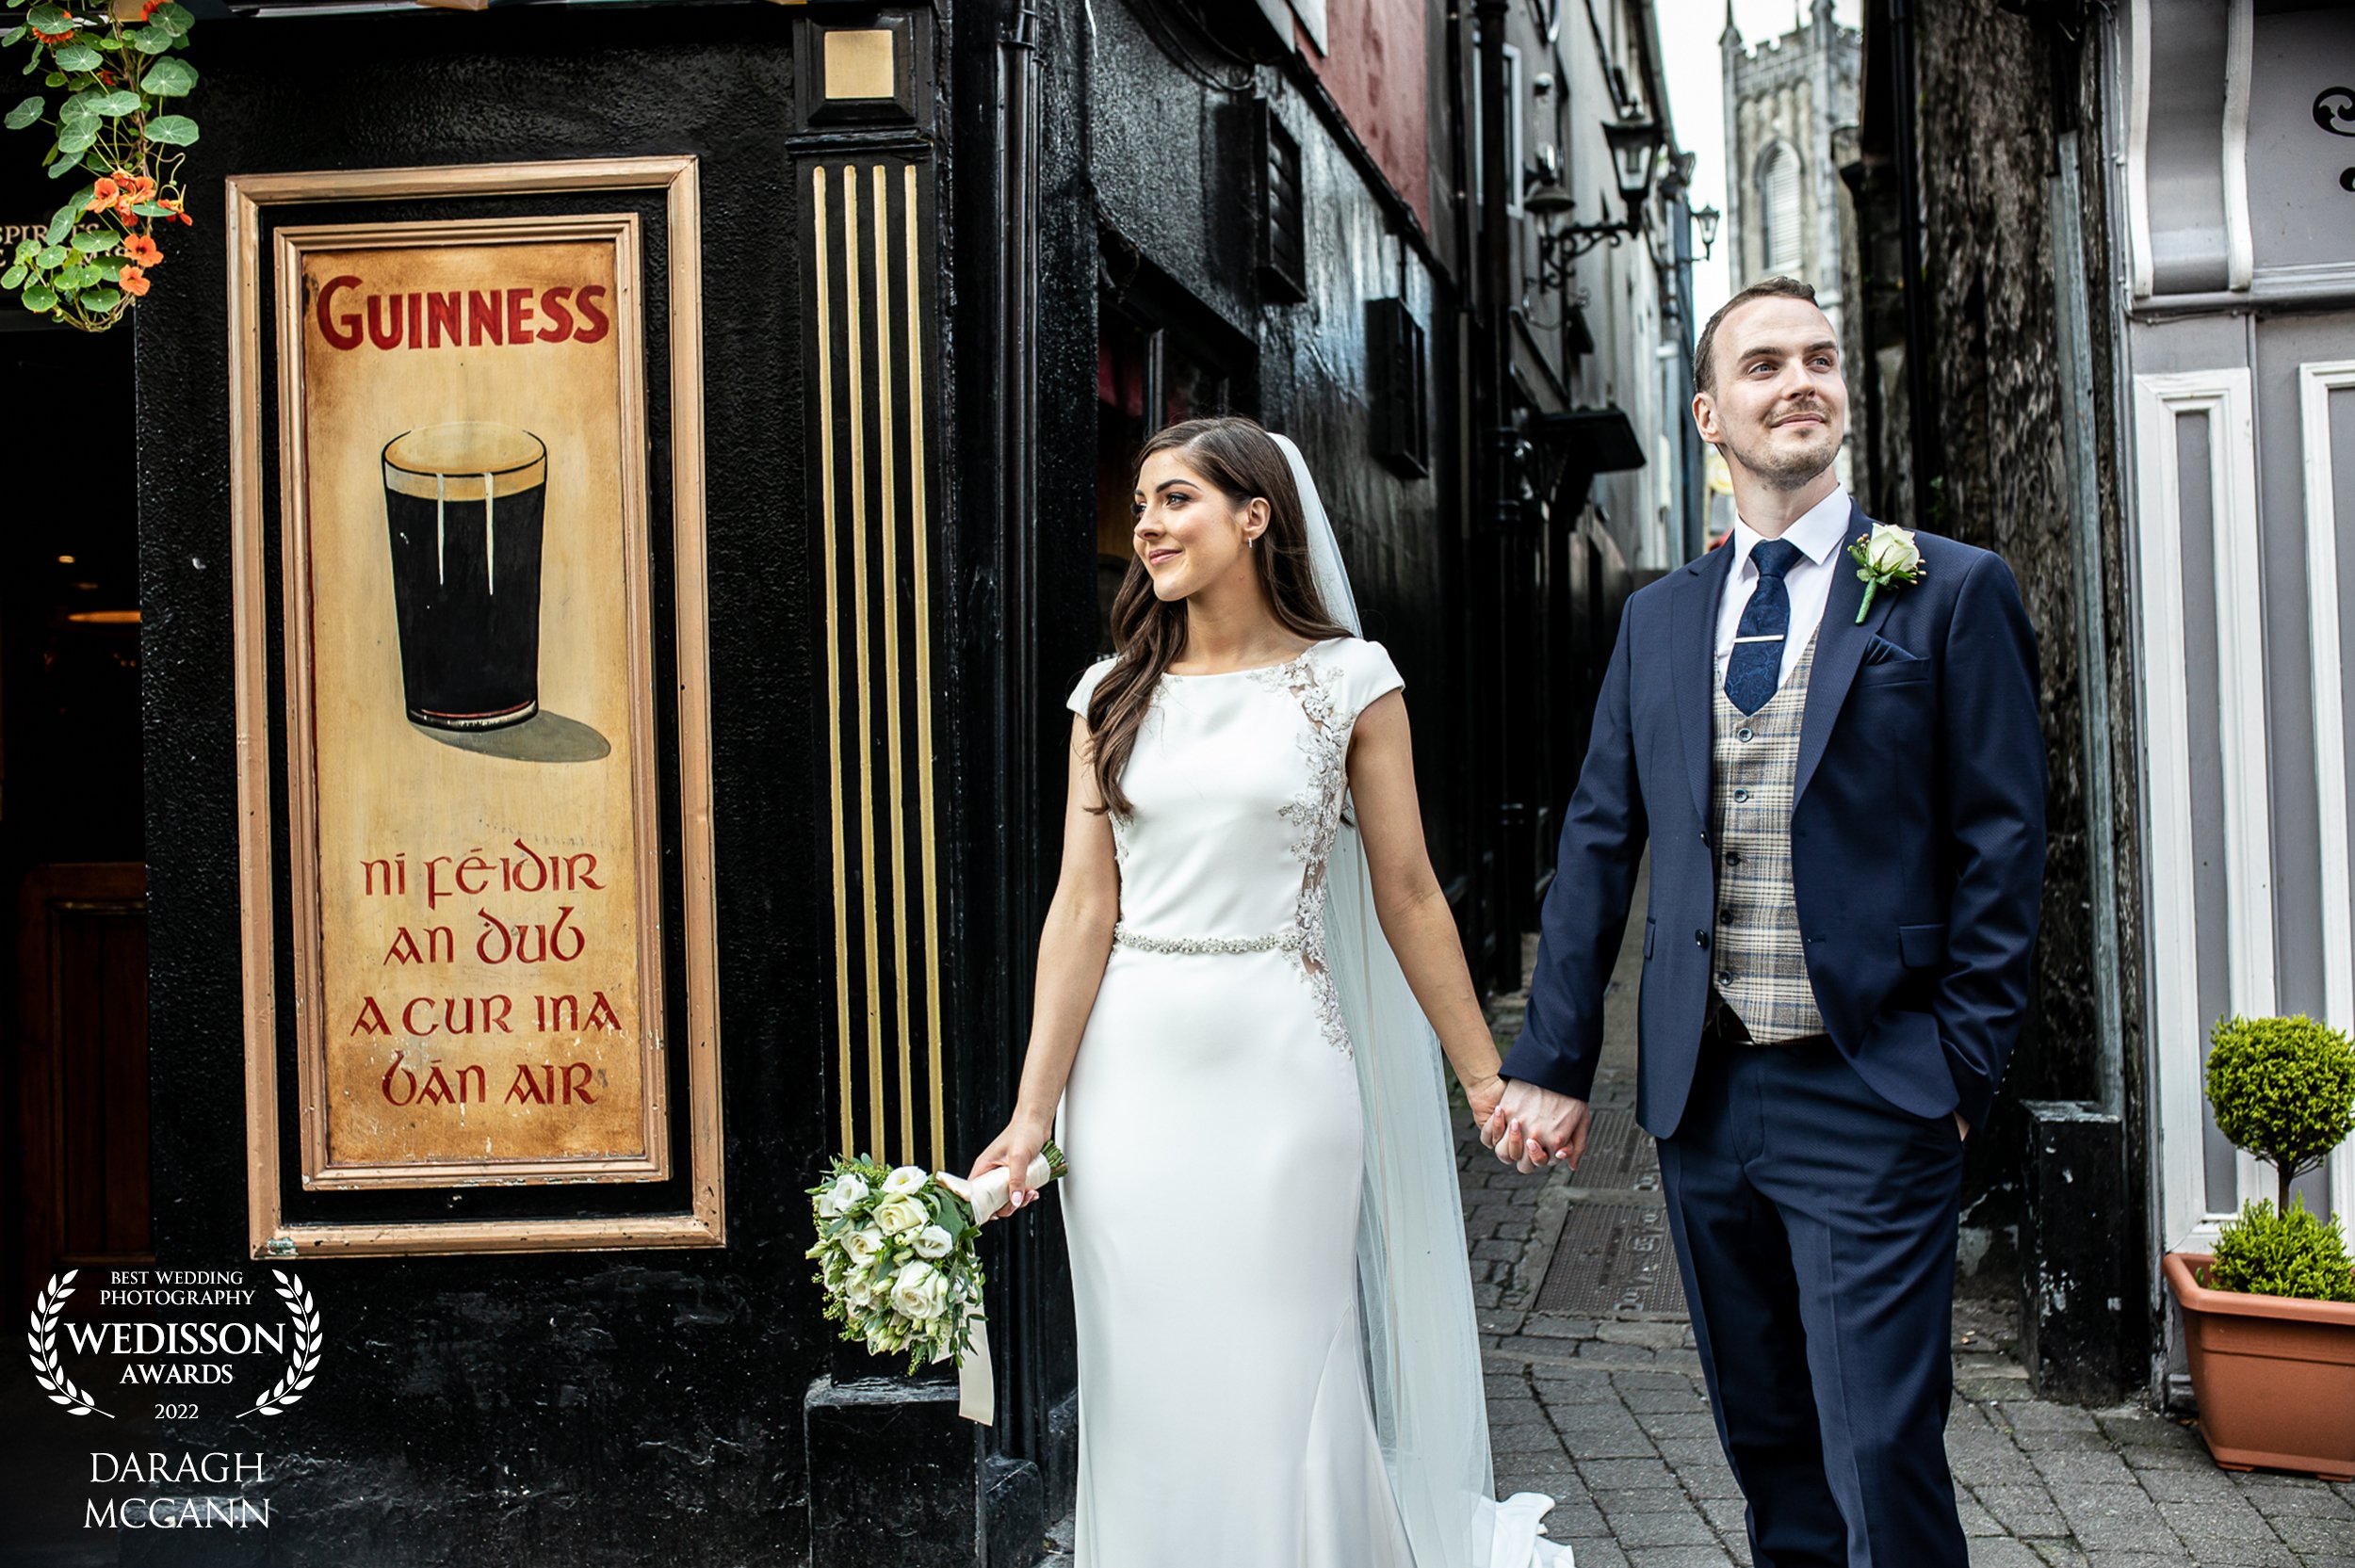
top-left (2164, 1252), bottom-right (2355, 1482)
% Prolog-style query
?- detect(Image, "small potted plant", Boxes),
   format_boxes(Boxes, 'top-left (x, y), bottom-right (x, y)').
top-left (2164, 1013), bottom-right (2355, 1481)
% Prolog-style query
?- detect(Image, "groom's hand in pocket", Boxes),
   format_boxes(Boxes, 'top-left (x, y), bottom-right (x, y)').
top-left (1487, 1081), bottom-right (1592, 1174)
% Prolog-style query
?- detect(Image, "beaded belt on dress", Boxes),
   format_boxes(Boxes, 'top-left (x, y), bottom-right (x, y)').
top-left (1111, 921), bottom-right (1306, 956)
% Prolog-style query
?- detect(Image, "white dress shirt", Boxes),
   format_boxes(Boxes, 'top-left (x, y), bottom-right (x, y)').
top-left (1711, 486), bottom-right (1853, 688)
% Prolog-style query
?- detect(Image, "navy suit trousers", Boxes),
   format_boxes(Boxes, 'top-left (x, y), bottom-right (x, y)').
top-left (1659, 1035), bottom-right (1968, 1568)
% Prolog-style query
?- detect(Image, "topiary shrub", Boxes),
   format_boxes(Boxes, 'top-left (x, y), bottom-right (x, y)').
top-left (2205, 1013), bottom-right (2355, 1211)
top-left (2204, 1198), bottom-right (2355, 1303)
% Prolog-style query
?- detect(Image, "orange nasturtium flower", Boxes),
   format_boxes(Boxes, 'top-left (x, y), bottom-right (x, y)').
top-left (123, 234), bottom-right (161, 267)
top-left (116, 265), bottom-right (150, 298)
top-left (87, 178), bottom-right (121, 211)
top-left (125, 174), bottom-right (156, 203)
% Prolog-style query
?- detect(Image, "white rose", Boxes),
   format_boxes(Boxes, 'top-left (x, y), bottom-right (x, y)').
top-left (874, 1196), bottom-right (928, 1237)
top-left (815, 1188), bottom-right (848, 1220)
top-left (881, 1166), bottom-right (929, 1198)
top-left (913, 1224), bottom-right (954, 1259)
top-left (1864, 523), bottom-right (1921, 576)
top-left (889, 1261), bottom-right (951, 1320)
top-left (844, 1226), bottom-right (885, 1267)
top-left (824, 1172), bottom-right (869, 1213)
top-left (845, 1273), bottom-right (877, 1308)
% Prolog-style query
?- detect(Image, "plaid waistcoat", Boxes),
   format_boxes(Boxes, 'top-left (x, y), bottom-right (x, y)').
top-left (1711, 627), bottom-right (1825, 1042)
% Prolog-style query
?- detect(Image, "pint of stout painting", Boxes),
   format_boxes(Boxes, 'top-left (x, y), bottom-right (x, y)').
top-left (381, 421), bottom-right (551, 731)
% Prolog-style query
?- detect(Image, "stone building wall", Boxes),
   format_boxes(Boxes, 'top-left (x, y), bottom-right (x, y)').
top-left (1841, 3), bottom-right (2149, 1324)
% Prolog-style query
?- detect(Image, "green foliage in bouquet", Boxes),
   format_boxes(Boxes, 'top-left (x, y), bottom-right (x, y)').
top-left (3, 0), bottom-right (200, 331)
top-left (804, 1144), bottom-right (1067, 1374)
top-left (2203, 1198), bottom-right (2355, 1303)
top-left (2205, 1013), bottom-right (2355, 1211)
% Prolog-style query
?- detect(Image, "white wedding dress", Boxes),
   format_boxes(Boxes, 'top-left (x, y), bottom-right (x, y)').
top-left (1058, 615), bottom-right (1570, 1566)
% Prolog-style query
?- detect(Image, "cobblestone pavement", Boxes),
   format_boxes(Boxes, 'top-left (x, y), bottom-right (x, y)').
top-left (1043, 884), bottom-right (2355, 1565)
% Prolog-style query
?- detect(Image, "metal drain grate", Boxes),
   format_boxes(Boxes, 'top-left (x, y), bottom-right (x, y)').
top-left (1534, 1203), bottom-right (1689, 1317)
top-left (1566, 1107), bottom-right (1661, 1190)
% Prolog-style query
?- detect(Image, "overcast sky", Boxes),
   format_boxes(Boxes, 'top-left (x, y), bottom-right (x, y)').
top-left (1655, 0), bottom-right (1862, 323)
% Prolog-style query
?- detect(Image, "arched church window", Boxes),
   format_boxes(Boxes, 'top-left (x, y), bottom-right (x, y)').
top-left (1759, 143), bottom-right (1802, 276)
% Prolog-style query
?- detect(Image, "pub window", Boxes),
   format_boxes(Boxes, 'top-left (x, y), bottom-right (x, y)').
top-left (1259, 107), bottom-right (1307, 304)
top-left (1369, 298), bottom-right (1429, 478)
top-left (1096, 297), bottom-right (1236, 651)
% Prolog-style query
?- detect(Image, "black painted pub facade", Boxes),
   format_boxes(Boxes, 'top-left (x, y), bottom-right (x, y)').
top-left (0, 1), bottom-right (1648, 1561)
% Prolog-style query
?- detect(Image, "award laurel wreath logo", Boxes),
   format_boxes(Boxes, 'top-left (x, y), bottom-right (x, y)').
top-left (26, 1269), bottom-right (109, 1418)
top-left (238, 1270), bottom-right (323, 1418)
top-left (24, 1267), bottom-right (324, 1420)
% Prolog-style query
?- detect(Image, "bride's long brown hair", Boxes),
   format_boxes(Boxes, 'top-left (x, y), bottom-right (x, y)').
top-left (1084, 416), bottom-right (1353, 817)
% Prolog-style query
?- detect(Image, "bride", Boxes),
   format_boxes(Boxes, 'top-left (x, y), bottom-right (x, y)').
top-left (970, 415), bottom-right (1569, 1566)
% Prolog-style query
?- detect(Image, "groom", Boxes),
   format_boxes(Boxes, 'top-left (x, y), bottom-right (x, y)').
top-left (1489, 277), bottom-right (2045, 1568)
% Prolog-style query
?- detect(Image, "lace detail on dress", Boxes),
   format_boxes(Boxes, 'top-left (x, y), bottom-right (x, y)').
top-left (1248, 648), bottom-right (1354, 1056)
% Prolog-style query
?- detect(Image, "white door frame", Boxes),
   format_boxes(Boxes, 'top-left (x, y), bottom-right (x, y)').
top-left (2133, 367), bottom-right (2275, 1253)
top-left (2301, 359), bottom-right (2355, 1217)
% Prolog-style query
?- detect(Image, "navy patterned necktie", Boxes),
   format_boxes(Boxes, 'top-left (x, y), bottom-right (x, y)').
top-left (1723, 538), bottom-right (1806, 716)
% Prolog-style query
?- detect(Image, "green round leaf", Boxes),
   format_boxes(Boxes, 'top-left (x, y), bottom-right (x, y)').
top-left (22, 284), bottom-right (57, 313)
top-left (13, 238), bottom-right (37, 262)
top-left (35, 245), bottom-right (66, 268)
top-left (57, 263), bottom-right (91, 289)
top-left (90, 90), bottom-right (138, 116)
top-left (88, 256), bottom-right (121, 280)
top-left (70, 228), bottom-right (112, 253)
top-left (0, 265), bottom-right (23, 290)
top-left (139, 57), bottom-right (195, 96)
top-left (46, 151), bottom-right (84, 176)
top-left (141, 113), bottom-right (196, 146)
top-left (46, 189), bottom-right (89, 242)
top-left (24, 6), bottom-right (71, 33)
top-left (42, 71), bottom-right (65, 89)
top-left (1, 26), bottom-right (27, 46)
top-left (56, 122), bottom-right (95, 156)
top-left (78, 284), bottom-right (120, 311)
top-left (130, 24), bottom-right (172, 55)
top-left (57, 92), bottom-right (96, 127)
top-left (129, 200), bottom-right (171, 218)
top-left (53, 42), bottom-right (100, 72)
top-left (155, 3), bottom-right (194, 33)
top-left (4, 94), bottom-right (42, 130)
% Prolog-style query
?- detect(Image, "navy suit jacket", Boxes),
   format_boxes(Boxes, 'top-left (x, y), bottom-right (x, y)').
top-left (1502, 508), bottom-right (2047, 1139)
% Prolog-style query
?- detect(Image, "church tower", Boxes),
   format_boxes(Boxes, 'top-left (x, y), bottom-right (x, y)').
top-left (1721, 0), bottom-right (1861, 338)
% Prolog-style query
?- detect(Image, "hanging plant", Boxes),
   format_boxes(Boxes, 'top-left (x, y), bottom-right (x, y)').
top-left (2, 0), bottom-right (198, 331)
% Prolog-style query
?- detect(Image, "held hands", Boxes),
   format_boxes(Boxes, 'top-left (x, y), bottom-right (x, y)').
top-left (1481, 1080), bottom-right (1592, 1174)
top-left (969, 1110), bottom-right (1055, 1214)
top-left (1462, 1071), bottom-right (1505, 1133)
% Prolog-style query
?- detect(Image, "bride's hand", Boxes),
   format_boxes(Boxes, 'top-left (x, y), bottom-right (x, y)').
top-left (969, 1111), bottom-right (1054, 1213)
top-left (1461, 1071), bottom-right (1504, 1133)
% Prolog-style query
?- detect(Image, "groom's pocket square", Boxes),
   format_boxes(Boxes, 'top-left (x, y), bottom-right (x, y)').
top-left (1863, 635), bottom-right (1924, 666)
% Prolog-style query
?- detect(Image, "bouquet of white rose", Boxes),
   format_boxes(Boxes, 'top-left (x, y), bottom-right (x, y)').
top-left (805, 1144), bottom-right (1067, 1384)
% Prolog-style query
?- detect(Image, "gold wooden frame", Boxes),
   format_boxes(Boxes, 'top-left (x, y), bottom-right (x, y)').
top-left (228, 157), bottom-right (722, 1257)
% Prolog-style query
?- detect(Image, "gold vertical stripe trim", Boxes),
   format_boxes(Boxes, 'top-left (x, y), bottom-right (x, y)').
top-left (904, 163), bottom-right (947, 1175)
top-left (845, 166), bottom-right (885, 1161)
top-left (814, 167), bottom-right (855, 1158)
top-left (873, 163), bottom-right (916, 1170)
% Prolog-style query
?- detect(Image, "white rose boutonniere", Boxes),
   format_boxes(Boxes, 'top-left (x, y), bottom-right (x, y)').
top-left (913, 1225), bottom-right (955, 1260)
top-left (1849, 522), bottom-right (1925, 622)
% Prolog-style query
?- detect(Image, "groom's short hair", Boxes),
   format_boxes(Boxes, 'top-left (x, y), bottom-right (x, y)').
top-left (1695, 276), bottom-right (1820, 398)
